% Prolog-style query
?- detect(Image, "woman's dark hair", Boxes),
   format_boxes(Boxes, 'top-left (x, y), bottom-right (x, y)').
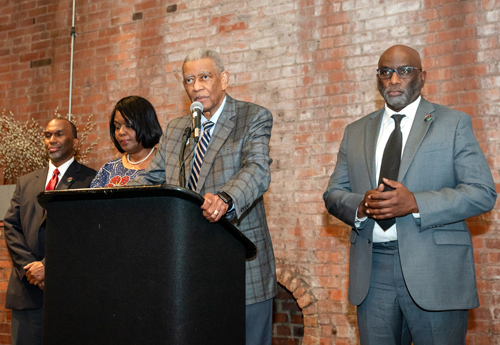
top-left (109, 96), bottom-right (163, 153)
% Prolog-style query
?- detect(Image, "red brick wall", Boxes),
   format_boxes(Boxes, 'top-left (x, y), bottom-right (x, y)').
top-left (273, 284), bottom-right (304, 344)
top-left (1, 0), bottom-right (499, 344)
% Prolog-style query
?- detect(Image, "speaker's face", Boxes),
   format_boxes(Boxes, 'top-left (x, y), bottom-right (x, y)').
top-left (182, 58), bottom-right (229, 120)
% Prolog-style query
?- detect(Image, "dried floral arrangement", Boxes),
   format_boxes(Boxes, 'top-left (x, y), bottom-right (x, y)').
top-left (0, 110), bottom-right (45, 184)
top-left (0, 109), bottom-right (97, 184)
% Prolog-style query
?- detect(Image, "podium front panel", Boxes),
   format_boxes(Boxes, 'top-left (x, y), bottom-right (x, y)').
top-left (42, 192), bottom-right (246, 345)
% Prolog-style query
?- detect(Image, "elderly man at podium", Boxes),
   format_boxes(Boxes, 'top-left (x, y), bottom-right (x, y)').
top-left (130, 48), bottom-right (277, 345)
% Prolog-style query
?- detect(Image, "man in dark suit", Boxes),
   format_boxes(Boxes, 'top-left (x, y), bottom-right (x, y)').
top-left (324, 45), bottom-right (496, 344)
top-left (4, 118), bottom-right (96, 345)
top-left (131, 48), bottom-right (277, 345)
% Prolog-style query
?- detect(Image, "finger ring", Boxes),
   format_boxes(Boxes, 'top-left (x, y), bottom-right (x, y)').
top-left (214, 210), bottom-right (219, 216)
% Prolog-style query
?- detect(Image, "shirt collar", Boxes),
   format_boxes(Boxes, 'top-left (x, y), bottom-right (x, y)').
top-left (201, 95), bottom-right (227, 126)
top-left (383, 96), bottom-right (421, 123)
top-left (48, 156), bottom-right (75, 179)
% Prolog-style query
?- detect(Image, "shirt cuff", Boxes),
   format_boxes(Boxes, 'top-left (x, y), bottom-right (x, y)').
top-left (355, 207), bottom-right (368, 228)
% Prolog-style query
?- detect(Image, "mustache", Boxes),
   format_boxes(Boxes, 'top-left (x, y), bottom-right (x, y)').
top-left (383, 87), bottom-right (404, 94)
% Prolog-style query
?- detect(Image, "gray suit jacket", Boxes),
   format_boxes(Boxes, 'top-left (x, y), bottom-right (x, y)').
top-left (132, 95), bottom-right (277, 305)
top-left (324, 98), bottom-right (496, 310)
top-left (4, 160), bottom-right (96, 310)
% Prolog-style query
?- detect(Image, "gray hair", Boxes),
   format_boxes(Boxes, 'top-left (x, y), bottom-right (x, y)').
top-left (183, 48), bottom-right (225, 74)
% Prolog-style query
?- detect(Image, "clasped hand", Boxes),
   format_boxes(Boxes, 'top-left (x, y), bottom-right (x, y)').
top-left (357, 178), bottom-right (419, 219)
top-left (24, 261), bottom-right (45, 290)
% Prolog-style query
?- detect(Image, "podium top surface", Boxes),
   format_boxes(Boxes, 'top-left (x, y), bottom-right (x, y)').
top-left (37, 184), bottom-right (257, 259)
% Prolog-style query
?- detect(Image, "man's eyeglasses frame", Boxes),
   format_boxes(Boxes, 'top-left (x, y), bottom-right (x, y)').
top-left (376, 66), bottom-right (422, 80)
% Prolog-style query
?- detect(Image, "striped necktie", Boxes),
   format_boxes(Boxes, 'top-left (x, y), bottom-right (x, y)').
top-left (188, 121), bottom-right (215, 191)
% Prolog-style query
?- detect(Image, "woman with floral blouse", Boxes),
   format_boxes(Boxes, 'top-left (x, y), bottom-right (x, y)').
top-left (91, 96), bottom-right (163, 188)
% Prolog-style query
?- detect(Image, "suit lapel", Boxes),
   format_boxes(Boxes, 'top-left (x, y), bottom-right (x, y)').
top-left (56, 160), bottom-right (81, 190)
top-left (194, 96), bottom-right (236, 193)
top-left (398, 98), bottom-right (435, 182)
top-left (36, 167), bottom-right (49, 225)
top-left (35, 167), bottom-right (49, 193)
top-left (365, 109), bottom-right (384, 189)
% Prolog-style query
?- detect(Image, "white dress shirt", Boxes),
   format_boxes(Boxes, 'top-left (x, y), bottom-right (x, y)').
top-left (357, 96), bottom-right (422, 243)
top-left (45, 157), bottom-right (75, 189)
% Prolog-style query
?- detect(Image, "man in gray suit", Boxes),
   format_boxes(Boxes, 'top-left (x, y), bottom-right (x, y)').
top-left (4, 118), bottom-right (96, 345)
top-left (131, 48), bottom-right (277, 345)
top-left (324, 45), bottom-right (497, 345)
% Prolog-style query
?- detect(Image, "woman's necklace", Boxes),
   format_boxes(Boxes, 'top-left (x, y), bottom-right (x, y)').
top-left (126, 147), bottom-right (155, 165)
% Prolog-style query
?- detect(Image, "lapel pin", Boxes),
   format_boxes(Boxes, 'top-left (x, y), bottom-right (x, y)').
top-left (424, 114), bottom-right (433, 122)
top-left (67, 177), bottom-right (73, 183)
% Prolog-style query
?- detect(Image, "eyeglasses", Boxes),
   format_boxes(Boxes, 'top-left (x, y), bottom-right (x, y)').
top-left (376, 66), bottom-right (422, 79)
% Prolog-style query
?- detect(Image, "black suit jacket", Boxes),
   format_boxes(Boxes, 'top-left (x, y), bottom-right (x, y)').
top-left (3, 160), bottom-right (96, 310)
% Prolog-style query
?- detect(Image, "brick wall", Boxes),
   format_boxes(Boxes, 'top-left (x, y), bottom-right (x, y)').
top-left (273, 284), bottom-right (304, 344)
top-left (1, 0), bottom-right (499, 344)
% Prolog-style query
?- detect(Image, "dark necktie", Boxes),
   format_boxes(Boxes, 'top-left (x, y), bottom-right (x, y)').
top-left (376, 114), bottom-right (404, 230)
top-left (188, 121), bottom-right (215, 191)
top-left (46, 168), bottom-right (60, 191)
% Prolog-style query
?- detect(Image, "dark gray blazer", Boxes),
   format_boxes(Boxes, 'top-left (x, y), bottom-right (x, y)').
top-left (132, 95), bottom-right (277, 305)
top-left (324, 98), bottom-right (497, 310)
top-left (4, 160), bottom-right (96, 310)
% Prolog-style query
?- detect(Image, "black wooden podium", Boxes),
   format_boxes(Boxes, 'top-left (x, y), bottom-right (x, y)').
top-left (37, 185), bottom-right (256, 345)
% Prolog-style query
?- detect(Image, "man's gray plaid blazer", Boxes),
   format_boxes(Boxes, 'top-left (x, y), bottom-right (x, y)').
top-left (132, 95), bottom-right (277, 305)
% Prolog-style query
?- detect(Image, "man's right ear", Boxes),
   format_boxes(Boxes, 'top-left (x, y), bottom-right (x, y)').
top-left (420, 70), bottom-right (427, 87)
top-left (221, 71), bottom-right (229, 91)
top-left (72, 138), bottom-right (80, 152)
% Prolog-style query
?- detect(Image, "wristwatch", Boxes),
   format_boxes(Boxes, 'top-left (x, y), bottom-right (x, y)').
top-left (216, 191), bottom-right (233, 210)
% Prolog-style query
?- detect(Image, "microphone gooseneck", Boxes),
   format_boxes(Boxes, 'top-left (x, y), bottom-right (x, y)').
top-left (190, 101), bottom-right (203, 143)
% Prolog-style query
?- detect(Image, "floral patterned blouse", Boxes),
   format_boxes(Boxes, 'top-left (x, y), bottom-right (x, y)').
top-left (90, 157), bottom-right (144, 188)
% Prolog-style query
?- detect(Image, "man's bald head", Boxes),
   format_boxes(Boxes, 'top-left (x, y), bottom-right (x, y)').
top-left (378, 45), bottom-right (422, 70)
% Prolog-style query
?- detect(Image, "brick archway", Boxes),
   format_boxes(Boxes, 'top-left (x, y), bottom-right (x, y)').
top-left (276, 268), bottom-right (320, 345)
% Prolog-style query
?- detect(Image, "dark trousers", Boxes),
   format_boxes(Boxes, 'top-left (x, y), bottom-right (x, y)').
top-left (246, 298), bottom-right (273, 345)
top-left (357, 241), bottom-right (468, 345)
top-left (11, 307), bottom-right (43, 345)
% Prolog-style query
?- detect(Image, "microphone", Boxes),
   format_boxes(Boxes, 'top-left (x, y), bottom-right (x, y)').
top-left (190, 101), bottom-right (203, 142)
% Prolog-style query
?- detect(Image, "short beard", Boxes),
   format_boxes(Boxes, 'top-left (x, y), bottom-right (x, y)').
top-left (48, 151), bottom-right (61, 159)
top-left (378, 77), bottom-right (423, 110)
top-left (47, 149), bottom-right (66, 162)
